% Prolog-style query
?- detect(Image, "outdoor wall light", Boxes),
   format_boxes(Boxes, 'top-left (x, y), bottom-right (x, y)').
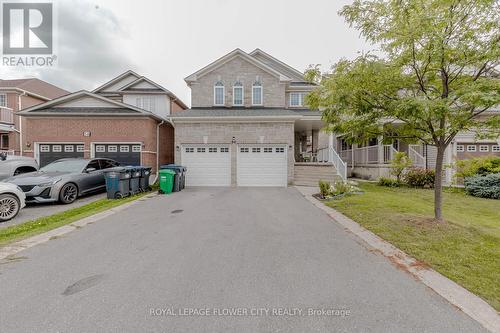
top-left (232, 137), bottom-right (236, 144)
top-left (26, 142), bottom-right (31, 148)
top-left (176, 145), bottom-right (180, 151)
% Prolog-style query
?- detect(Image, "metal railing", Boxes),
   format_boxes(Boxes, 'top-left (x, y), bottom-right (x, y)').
top-left (329, 146), bottom-right (347, 181)
top-left (408, 144), bottom-right (426, 168)
top-left (310, 146), bottom-right (347, 181)
top-left (0, 107), bottom-right (14, 124)
top-left (383, 145), bottom-right (398, 163)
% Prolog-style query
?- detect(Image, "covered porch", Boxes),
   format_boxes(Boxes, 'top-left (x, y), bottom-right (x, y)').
top-left (336, 135), bottom-right (428, 179)
top-left (294, 118), bottom-right (347, 181)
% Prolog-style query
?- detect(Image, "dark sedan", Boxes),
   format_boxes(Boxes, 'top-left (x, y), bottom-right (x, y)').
top-left (5, 158), bottom-right (120, 204)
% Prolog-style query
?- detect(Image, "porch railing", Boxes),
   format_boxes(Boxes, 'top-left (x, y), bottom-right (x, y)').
top-left (0, 149), bottom-right (15, 155)
top-left (0, 107), bottom-right (14, 124)
top-left (383, 145), bottom-right (398, 163)
top-left (316, 146), bottom-right (347, 181)
top-left (408, 144), bottom-right (426, 168)
top-left (340, 145), bottom-right (397, 165)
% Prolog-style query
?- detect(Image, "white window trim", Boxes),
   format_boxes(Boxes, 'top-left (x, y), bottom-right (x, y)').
top-left (492, 145), bottom-right (500, 152)
top-left (252, 84), bottom-right (263, 106)
top-left (214, 84), bottom-right (225, 106)
top-left (0, 94), bottom-right (6, 107)
top-left (479, 145), bottom-right (489, 152)
top-left (467, 145), bottom-right (477, 152)
top-left (233, 84), bottom-right (244, 106)
top-left (289, 92), bottom-right (305, 107)
top-left (456, 145), bottom-right (464, 152)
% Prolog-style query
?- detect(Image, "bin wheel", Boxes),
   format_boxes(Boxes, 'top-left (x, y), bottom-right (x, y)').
top-left (115, 193), bottom-right (124, 199)
top-left (158, 189), bottom-right (163, 194)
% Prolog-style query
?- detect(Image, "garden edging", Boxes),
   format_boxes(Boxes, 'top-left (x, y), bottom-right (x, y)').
top-left (295, 185), bottom-right (500, 333)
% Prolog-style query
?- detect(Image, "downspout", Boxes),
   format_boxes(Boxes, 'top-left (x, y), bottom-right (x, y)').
top-left (18, 92), bottom-right (26, 156)
top-left (153, 120), bottom-right (165, 184)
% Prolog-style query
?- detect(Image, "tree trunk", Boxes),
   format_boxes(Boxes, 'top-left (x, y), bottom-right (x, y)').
top-left (434, 145), bottom-right (445, 222)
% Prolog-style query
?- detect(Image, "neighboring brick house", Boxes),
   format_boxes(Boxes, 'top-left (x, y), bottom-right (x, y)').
top-left (0, 78), bottom-right (69, 155)
top-left (18, 71), bottom-right (187, 170)
top-left (171, 49), bottom-right (343, 187)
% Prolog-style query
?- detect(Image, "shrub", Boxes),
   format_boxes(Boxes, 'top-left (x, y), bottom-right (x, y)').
top-left (464, 173), bottom-right (500, 199)
top-left (455, 157), bottom-right (500, 178)
top-left (319, 180), bottom-right (331, 197)
top-left (404, 168), bottom-right (435, 188)
top-left (390, 152), bottom-right (412, 181)
top-left (378, 177), bottom-right (403, 187)
top-left (332, 180), bottom-right (351, 195)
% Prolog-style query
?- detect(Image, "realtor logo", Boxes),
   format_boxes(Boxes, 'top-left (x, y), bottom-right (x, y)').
top-left (2, 2), bottom-right (53, 54)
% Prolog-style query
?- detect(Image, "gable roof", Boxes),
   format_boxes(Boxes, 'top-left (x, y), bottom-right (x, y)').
top-left (184, 48), bottom-right (292, 84)
top-left (0, 78), bottom-right (69, 100)
top-left (18, 90), bottom-right (164, 120)
top-left (91, 70), bottom-right (141, 93)
top-left (249, 49), bottom-right (306, 82)
top-left (92, 71), bottom-right (188, 109)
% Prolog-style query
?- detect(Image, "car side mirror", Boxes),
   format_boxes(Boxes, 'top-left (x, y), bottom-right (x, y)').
top-left (85, 167), bottom-right (96, 173)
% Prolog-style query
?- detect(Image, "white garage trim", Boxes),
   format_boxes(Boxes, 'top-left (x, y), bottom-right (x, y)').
top-left (181, 144), bottom-right (231, 186)
top-left (237, 144), bottom-right (288, 187)
top-left (90, 142), bottom-right (143, 165)
top-left (34, 141), bottom-right (84, 164)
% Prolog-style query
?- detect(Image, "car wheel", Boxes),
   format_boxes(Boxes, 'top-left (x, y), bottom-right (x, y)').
top-left (0, 194), bottom-right (20, 222)
top-left (59, 183), bottom-right (78, 204)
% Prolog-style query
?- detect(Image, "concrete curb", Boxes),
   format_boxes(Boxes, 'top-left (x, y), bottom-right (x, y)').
top-left (295, 186), bottom-right (500, 333)
top-left (0, 193), bottom-right (158, 261)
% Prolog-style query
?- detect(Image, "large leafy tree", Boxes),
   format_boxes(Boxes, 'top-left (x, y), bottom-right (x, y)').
top-left (306, 0), bottom-right (500, 221)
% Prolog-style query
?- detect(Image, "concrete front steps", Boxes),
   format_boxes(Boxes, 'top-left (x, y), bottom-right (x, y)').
top-left (293, 162), bottom-right (343, 186)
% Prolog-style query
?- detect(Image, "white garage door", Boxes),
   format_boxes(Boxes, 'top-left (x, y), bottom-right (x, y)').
top-left (237, 145), bottom-right (287, 187)
top-left (181, 145), bottom-right (231, 186)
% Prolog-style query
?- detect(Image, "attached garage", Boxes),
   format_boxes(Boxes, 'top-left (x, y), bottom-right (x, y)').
top-left (93, 143), bottom-right (141, 166)
top-left (181, 145), bottom-right (231, 186)
top-left (37, 143), bottom-right (84, 167)
top-left (237, 145), bottom-right (288, 187)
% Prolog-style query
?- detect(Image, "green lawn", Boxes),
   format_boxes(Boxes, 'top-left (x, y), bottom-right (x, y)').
top-left (0, 191), bottom-right (153, 247)
top-left (325, 182), bottom-right (500, 311)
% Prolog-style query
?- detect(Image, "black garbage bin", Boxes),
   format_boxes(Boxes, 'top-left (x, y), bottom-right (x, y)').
top-left (161, 164), bottom-right (187, 190)
top-left (103, 167), bottom-right (131, 199)
top-left (139, 167), bottom-right (152, 191)
top-left (160, 165), bottom-right (183, 192)
top-left (126, 166), bottom-right (142, 194)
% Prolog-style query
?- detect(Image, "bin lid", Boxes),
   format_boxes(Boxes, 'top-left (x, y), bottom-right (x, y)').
top-left (159, 169), bottom-right (176, 175)
top-left (104, 166), bottom-right (128, 173)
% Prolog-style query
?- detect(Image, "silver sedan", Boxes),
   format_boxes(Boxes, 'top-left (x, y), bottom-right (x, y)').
top-left (4, 158), bottom-right (120, 204)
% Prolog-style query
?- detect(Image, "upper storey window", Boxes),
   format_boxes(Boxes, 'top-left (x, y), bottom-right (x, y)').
top-left (214, 81), bottom-right (225, 106)
top-left (290, 92), bottom-right (307, 107)
top-left (252, 82), bottom-right (262, 106)
top-left (233, 81), bottom-right (244, 106)
top-left (0, 94), bottom-right (6, 107)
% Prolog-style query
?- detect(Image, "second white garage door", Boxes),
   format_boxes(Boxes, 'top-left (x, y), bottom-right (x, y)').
top-left (237, 145), bottom-right (287, 187)
top-left (181, 145), bottom-right (231, 186)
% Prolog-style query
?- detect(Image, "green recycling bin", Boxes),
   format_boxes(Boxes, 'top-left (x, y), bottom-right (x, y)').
top-left (159, 169), bottom-right (176, 194)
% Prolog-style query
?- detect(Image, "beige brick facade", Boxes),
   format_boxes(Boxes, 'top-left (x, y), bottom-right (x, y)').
top-left (174, 121), bottom-right (295, 185)
top-left (190, 57), bottom-right (286, 108)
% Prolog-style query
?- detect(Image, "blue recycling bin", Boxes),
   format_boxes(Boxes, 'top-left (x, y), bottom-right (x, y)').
top-left (104, 167), bottom-right (131, 199)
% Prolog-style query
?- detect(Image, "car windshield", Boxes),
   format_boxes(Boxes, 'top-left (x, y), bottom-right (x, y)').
top-left (40, 160), bottom-right (88, 173)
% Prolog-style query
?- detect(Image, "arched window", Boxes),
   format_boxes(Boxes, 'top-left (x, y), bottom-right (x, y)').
top-left (214, 81), bottom-right (225, 106)
top-left (233, 81), bottom-right (243, 106)
top-left (252, 81), bottom-right (262, 106)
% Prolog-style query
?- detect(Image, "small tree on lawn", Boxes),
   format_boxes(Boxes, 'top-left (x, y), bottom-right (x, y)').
top-left (306, 0), bottom-right (500, 221)
top-left (390, 152), bottom-right (412, 182)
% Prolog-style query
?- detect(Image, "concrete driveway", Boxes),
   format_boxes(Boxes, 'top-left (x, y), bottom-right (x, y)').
top-left (0, 187), bottom-right (486, 332)
top-left (0, 192), bottom-right (106, 229)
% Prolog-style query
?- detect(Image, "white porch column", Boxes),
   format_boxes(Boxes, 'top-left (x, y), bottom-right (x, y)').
top-left (377, 135), bottom-right (384, 164)
top-left (328, 133), bottom-right (334, 162)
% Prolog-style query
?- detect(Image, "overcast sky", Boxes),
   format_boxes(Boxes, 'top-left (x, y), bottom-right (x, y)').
top-left (1, 0), bottom-right (371, 106)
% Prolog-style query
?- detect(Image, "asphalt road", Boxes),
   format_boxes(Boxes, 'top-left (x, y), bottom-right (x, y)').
top-left (0, 187), bottom-right (487, 333)
top-left (0, 192), bottom-right (107, 229)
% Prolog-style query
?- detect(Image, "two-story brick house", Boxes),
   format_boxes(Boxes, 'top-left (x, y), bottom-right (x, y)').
top-left (171, 49), bottom-right (344, 187)
top-left (0, 78), bottom-right (69, 155)
top-left (18, 71), bottom-right (187, 170)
